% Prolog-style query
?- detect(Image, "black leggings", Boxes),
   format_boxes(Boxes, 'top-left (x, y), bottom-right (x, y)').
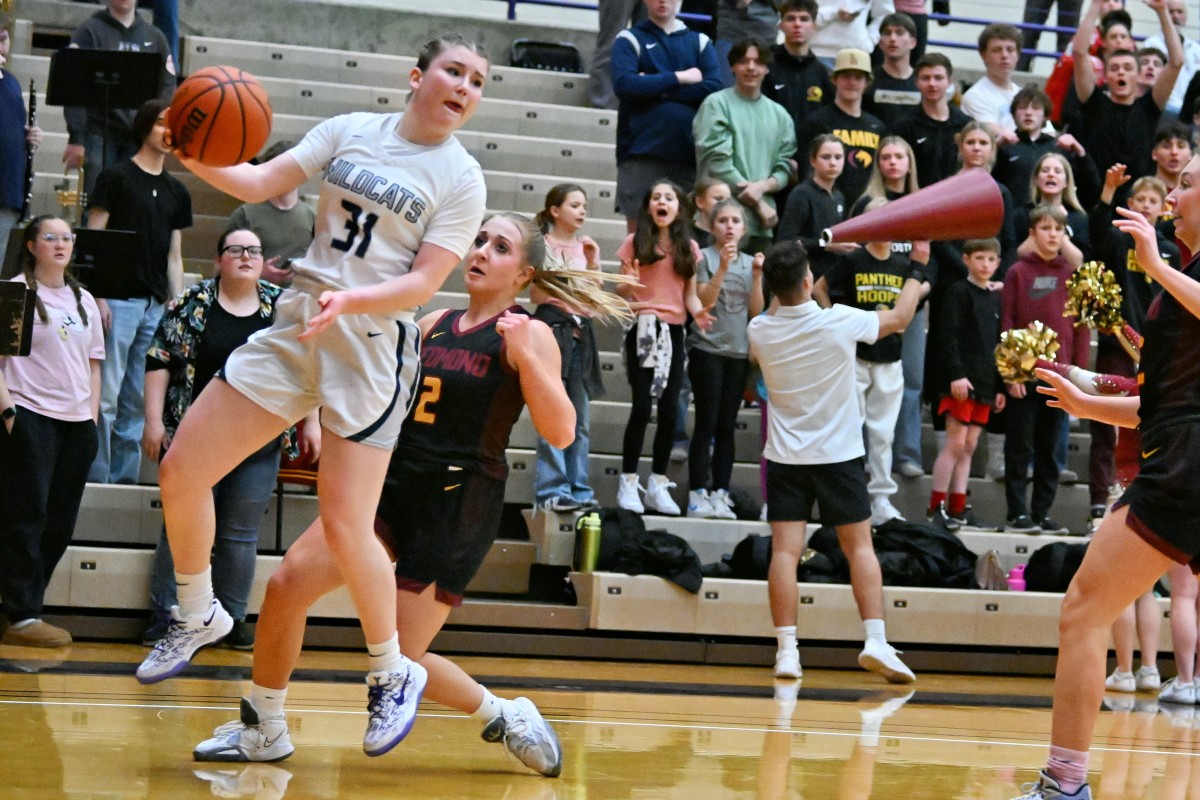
top-left (687, 348), bottom-right (749, 491)
top-left (622, 323), bottom-right (686, 474)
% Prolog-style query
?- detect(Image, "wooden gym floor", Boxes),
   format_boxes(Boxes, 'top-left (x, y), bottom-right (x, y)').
top-left (1, 642), bottom-right (1198, 799)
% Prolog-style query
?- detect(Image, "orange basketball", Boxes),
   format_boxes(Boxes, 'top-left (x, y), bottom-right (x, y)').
top-left (168, 66), bottom-right (272, 167)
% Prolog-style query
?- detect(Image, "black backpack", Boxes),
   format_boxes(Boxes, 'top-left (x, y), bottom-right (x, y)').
top-left (1024, 541), bottom-right (1089, 593)
top-left (578, 508), bottom-right (704, 593)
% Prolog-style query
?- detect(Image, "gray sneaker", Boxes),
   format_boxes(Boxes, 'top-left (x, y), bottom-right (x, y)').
top-left (363, 659), bottom-right (428, 757)
top-left (193, 698), bottom-right (293, 762)
top-left (1010, 771), bottom-right (1092, 799)
top-left (481, 697), bottom-right (563, 777)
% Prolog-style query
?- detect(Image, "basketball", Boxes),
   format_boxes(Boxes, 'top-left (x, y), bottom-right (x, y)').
top-left (168, 66), bottom-right (272, 167)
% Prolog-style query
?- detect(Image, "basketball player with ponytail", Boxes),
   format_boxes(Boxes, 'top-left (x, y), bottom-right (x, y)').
top-left (0, 216), bottom-right (104, 648)
top-left (192, 213), bottom-right (630, 774)
top-left (136, 34), bottom-right (490, 759)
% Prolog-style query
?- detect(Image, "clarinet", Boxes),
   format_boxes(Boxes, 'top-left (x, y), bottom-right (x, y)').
top-left (20, 80), bottom-right (35, 223)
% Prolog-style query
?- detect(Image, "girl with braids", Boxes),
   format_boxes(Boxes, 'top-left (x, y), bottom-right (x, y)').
top-left (193, 213), bottom-right (628, 774)
top-left (531, 183), bottom-right (605, 513)
top-left (615, 179), bottom-right (714, 515)
top-left (0, 215), bottom-right (104, 647)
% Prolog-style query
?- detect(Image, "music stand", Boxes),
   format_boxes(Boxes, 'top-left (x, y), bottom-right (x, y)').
top-left (45, 49), bottom-right (164, 177)
top-left (71, 228), bottom-right (141, 300)
top-left (0, 281), bottom-right (36, 357)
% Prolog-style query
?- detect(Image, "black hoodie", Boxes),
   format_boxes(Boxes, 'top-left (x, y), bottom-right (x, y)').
top-left (64, 9), bottom-right (175, 146)
top-left (764, 43), bottom-right (834, 149)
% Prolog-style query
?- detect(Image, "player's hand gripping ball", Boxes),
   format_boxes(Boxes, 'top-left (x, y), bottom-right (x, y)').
top-left (168, 66), bottom-right (272, 166)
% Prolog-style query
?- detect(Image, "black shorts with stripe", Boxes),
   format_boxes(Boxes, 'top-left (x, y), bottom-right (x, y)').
top-left (373, 461), bottom-right (505, 606)
top-left (1114, 418), bottom-right (1200, 570)
top-left (765, 457), bottom-right (871, 526)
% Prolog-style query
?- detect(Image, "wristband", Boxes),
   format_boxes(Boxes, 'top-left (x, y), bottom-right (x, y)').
top-left (906, 267), bottom-right (927, 284)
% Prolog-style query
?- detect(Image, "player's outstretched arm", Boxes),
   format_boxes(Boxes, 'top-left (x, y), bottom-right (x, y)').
top-left (1034, 368), bottom-right (1142, 427)
top-left (300, 242), bottom-right (462, 340)
top-left (500, 313), bottom-right (575, 449)
top-left (1113, 207), bottom-right (1200, 320)
top-left (178, 152), bottom-right (307, 204)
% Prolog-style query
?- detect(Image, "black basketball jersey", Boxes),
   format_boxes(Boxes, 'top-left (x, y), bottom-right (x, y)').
top-left (395, 307), bottom-right (527, 479)
top-left (1137, 256), bottom-right (1200, 432)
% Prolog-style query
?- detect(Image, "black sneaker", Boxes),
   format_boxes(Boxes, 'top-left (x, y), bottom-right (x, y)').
top-left (1036, 516), bottom-right (1070, 535)
top-left (221, 619), bottom-right (255, 651)
top-left (1005, 514), bottom-right (1042, 534)
top-left (952, 505), bottom-right (985, 530)
top-left (926, 502), bottom-right (960, 532)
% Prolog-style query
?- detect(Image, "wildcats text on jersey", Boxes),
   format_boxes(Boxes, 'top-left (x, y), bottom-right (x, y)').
top-left (325, 158), bottom-right (427, 222)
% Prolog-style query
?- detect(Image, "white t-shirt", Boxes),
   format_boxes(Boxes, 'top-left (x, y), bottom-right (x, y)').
top-left (1142, 33), bottom-right (1200, 115)
top-left (2, 276), bottom-right (105, 421)
top-left (747, 300), bottom-right (879, 465)
top-left (287, 112), bottom-right (487, 306)
top-left (961, 76), bottom-right (1018, 132)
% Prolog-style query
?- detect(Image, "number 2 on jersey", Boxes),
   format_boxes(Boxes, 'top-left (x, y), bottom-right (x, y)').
top-left (413, 376), bottom-right (442, 424)
top-left (331, 199), bottom-right (379, 258)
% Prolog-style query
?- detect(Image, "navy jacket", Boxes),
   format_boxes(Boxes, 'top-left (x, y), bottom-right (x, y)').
top-left (612, 19), bottom-right (723, 165)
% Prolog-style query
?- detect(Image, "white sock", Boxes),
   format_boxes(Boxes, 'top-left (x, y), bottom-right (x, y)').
top-left (175, 566), bottom-right (214, 618)
top-left (864, 618), bottom-right (886, 644)
top-left (471, 688), bottom-right (506, 725)
top-left (248, 683), bottom-right (287, 720)
top-left (366, 633), bottom-right (404, 674)
top-left (775, 625), bottom-right (797, 653)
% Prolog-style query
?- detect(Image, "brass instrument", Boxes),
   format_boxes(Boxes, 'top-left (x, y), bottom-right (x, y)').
top-left (55, 164), bottom-right (85, 226)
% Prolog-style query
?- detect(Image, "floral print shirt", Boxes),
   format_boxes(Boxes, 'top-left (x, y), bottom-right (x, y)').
top-left (147, 278), bottom-right (298, 458)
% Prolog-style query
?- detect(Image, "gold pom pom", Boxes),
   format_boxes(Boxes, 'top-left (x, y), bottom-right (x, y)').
top-left (1064, 261), bottom-right (1125, 334)
top-left (995, 321), bottom-right (1061, 383)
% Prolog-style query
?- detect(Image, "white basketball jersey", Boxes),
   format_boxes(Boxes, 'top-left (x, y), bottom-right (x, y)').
top-left (287, 112), bottom-right (486, 308)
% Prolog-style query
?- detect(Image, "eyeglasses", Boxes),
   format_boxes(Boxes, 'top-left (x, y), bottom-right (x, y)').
top-left (220, 245), bottom-right (264, 258)
top-left (40, 233), bottom-right (76, 243)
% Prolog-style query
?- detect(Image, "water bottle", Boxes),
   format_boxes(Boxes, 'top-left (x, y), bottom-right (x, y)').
top-left (1007, 564), bottom-right (1026, 592)
top-left (574, 512), bottom-right (602, 572)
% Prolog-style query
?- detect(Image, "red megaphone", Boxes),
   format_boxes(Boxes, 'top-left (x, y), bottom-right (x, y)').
top-left (819, 169), bottom-right (1004, 246)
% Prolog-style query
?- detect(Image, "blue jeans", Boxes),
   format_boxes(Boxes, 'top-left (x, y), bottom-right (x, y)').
top-left (90, 298), bottom-right (163, 484)
top-left (893, 305), bottom-right (928, 470)
top-left (534, 344), bottom-right (594, 505)
top-left (82, 130), bottom-right (137, 201)
top-left (149, 439), bottom-right (281, 620)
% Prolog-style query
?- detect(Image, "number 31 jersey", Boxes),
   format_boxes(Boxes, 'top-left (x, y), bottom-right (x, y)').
top-left (398, 308), bottom-right (528, 480)
top-left (287, 111), bottom-right (486, 309)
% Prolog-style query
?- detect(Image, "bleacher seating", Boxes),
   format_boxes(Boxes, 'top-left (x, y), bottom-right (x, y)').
top-left (4, 8), bottom-right (1134, 673)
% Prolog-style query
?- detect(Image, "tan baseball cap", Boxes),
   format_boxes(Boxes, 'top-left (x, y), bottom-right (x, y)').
top-left (832, 48), bottom-right (873, 78)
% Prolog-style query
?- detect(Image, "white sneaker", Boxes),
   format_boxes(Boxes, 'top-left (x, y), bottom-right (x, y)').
top-left (687, 489), bottom-right (716, 518)
top-left (774, 648), bottom-right (802, 679)
top-left (194, 698), bottom-right (294, 762)
top-left (480, 696), bottom-right (563, 777)
top-left (363, 659), bottom-right (428, 757)
top-left (1010, 770), bottom-right (1093, 799)
top-left (1105, 669), bottom-right (1136, 693)
top-left (617, 473), bottom-right (644, 513)
top-left (858, 638), bottom-right (916, 684)
top-left (1135, 666), bottom-right (1162, 691)
top-left (869, 498), bottom-right (905, 527)
top-left (774, 679), bottom-right (799, 724)
top-left (644, 474), bottom-right (680, 515)
top-left (1159, 677), bottom-right (1197, 704)
top-left (709, 489), bottom-right (737, 520)
top-left (193, 764), bottom-right (293, 800)
top-left (136, 598), bottom-right (234, 684)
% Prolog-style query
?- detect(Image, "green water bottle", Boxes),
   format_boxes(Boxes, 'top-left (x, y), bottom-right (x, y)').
top-left (574, 512), bottom-right (602, 572)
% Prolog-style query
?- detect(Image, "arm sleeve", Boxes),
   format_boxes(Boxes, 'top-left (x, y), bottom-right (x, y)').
top-left (611, 33), bottom-right (680, 99)
top-left (692, 96), bottom-right (747, 187)
top-left (1087, 200), bottom-right (1115, 258)
top-left (960, 85), bottom-right (996, 125)
top-left (850, 305), bottom-right (882, 344)
top-left (673, 34), bottom-right (725, 105)
top-left (419, 166), bottom-right (488, 259)
top-left (777, 187), bottom-right (815, 249)
top-left (287, 115), bottom-right (354, 178)
top-left (940, 285), bottom-right (967, 380)
top-left (770, 108), bottom-right (798, 187)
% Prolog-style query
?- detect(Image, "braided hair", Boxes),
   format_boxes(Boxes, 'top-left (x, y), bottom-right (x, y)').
top-left (20, 215), bottom-right (90, 327)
